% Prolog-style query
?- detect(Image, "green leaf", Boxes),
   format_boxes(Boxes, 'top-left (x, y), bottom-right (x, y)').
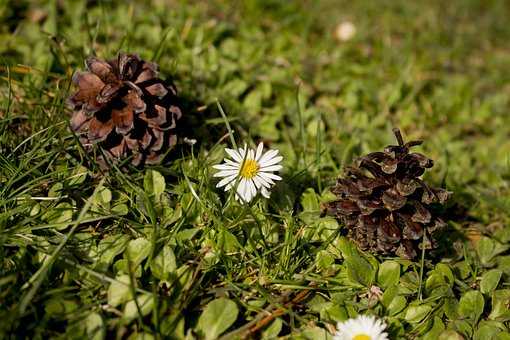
top-left (480, 269), bottom-right (502, 294)
top-left (107, 274), bottom-right (133, 307)
top-left (298, 326), bottom-right (332, 340)
top-left (300, 188), bottom-right (320, 212)
top-left (474, 325), bottom-right (503, 340)
top-left (458, 290), bottom-right (484, 323)
top-left (43, 202), bottom-right (73, 229)
top-left (222, 79), bottom-right (248, 97)
top-left (218, 229), bottom-right (241, 253)
top-left (44, 299), bottom-right (78, 315)
top-left (377, 261), bottom-right (400, 289)
top-left (425, 273), bottom-right (446, 293)
top-left (174, 264), bottom-right (194, 292)
top-left (125, 238), bottom-right (151, 268)
top-left (316, 250), bottom-right (335, 271)
top-left (122, 294), bottom-right (154, 323)
top-left (337, 237), bottom-right (377, 287)
top-left (451, 320), bottom-right (473, 339)
top-left (261, 318), bottom-right (282, 339)
top-left (435, 264), bottom-right (455, 287)
top-left (95, 186), bottom-right (112, 205)
top-left (30, 203), bottom-right (41, 216)
top-left (128, 333), bottom-right (155, 340)
top-left (150, 245), bottom-right (177, 280)
top-left (426, 263), bottom-right (454, 292)
top-left (422, 317), bottom-right (445, 340)
top-left (243, 88), bottom-right (263, 113)
top-left (388, 296), bottom-right (407, 316)
top-left (477, 237), bottom-right (496, 266)
top-left (111, 203), bottom-right (129, 216)
top-left (494, 226), bottom-right (510, 243)
top-left (48, 182), bottom-right (63, 197)
top-left (488, 289), bottom-right (510, 321)
top-left (68, 165), bottom-right (88, 186)
top-left (399, 271), bottom-right (420, 294)
top-left (405, 304), bottom-right (432, 323)
top-left (89, 186), bottom-right (112, 214)
top-left (381, 285), bottom-right (398, 308)
top-left (85, 312), bottom-right (105, 340)
top-left (176, 228), bottom-right (200, 242)
top-left (307, 295), bottom-right (328, 314)
top-left (97, 234), bottom-right (130, 269)
top-left (196, 298), bottom-right (239, 340)
top-left (497, 333), bottom-right (510, 340)
top-left (477, 237), bottom-right (510, 267)
top-left (144, 170), bottom-right (166, 200)
top-left (438, 330), bottom-right (464, 340)
top-left (443, 298), bottom-right (459, 319)
top-left (497, 256), bottom-right (510, 275)
top-left (324, 304), bottom-right (348, 322)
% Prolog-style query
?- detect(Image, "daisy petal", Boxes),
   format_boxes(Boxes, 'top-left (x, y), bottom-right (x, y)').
top-left (216, 174), bottom-right (237, 188)
top-left (213, 163), bottom-right (238, 170)
top-left (238, 145), bottom-right (248, 159)
top-left (255, 174), bottom-right (273, 188)
top-left (249, 149), bottom-right (256, 160)
top-left (252, 176), bottom-right (261, 189)
top-left (260, 172), bottom-right (282, 181)
top-left (258, 149), bottom-right (279, 164)
top-left (244, 180), bottom-right (252, 201)
top-left (259, 155), bottom-right (283, 167)
top-left (255, 142), bottom-right (264, 161)
top-left (224, 158), bottom-right (240, 166)
top-left (259, 165), bottom-right (283, 172)
top-left (225, 148), bottom-right (243, 162)
top-left (261, 187), bottom-right (271, 198)
top-left (213, 169), bottom-right (239, 177)
top-left (249, 180), bottom-right (257, 199)
top-left (237, 178), bottom-right (249, 202)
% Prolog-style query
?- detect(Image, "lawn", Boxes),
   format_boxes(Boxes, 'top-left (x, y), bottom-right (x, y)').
top-left (1, 0), bottom-right (510, 339)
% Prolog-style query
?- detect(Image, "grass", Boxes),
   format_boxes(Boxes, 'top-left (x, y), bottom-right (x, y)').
top-left (1, 0), bottom-right (510, 339)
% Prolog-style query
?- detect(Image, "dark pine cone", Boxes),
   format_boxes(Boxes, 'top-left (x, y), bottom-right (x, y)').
top-left (68, 53), bottom-right (182, 167)
top-left (326, 129), bottom-right (450, 259)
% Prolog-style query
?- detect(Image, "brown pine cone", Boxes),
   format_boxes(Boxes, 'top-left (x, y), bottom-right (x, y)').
top-left (68, 53), bottom-right (182, 167)
top-left (326, 129), bottom-right (450, 259)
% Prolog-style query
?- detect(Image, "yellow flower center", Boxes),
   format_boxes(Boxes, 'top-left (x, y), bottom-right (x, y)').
top-left (240, 159), bottom-right (259, 179)
top-left (353, 334), bottom-right (371, 340)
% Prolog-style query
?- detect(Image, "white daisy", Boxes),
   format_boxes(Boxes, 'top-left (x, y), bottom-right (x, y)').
top-left (333, 315), bottom-right (389, 340)
top-left (213, 143), bottom-right (283, 203)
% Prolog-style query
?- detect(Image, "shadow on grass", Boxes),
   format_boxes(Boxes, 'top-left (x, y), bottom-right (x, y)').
top-left (429, 190), bottom-right (481, 260)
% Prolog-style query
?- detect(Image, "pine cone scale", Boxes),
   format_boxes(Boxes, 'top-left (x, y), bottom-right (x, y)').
top-left (86, 57), bottom-right (116, 83)
top-left (111, 107), bottom-right (134, 134)
top-left (87, 117), bottom-right (113, 142)
top-left (382, 188), bottom-right (407, 210)
top-left (70, 109), bottom-right (90, 131)
top-left (69, 72), bottom-right (104, 112)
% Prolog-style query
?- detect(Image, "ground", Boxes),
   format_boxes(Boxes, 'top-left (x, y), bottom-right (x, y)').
top-left (1, 0), bottom-right (510, 339)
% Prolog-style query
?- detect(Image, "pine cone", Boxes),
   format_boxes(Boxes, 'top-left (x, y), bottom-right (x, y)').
top-left (68, 53), bottom-right (182, 167)
top-left (326, 129), bottom-right (450, 259)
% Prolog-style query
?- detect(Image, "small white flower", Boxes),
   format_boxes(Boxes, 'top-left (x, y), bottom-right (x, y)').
top-left (335, 21), bottom-right (356, 42)
top-left (333, 315), bottom-right (389, 340)
top-left (213, 143), bottom-right (283, 203)
top-left (183, 137), bottom-right (197, 145)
